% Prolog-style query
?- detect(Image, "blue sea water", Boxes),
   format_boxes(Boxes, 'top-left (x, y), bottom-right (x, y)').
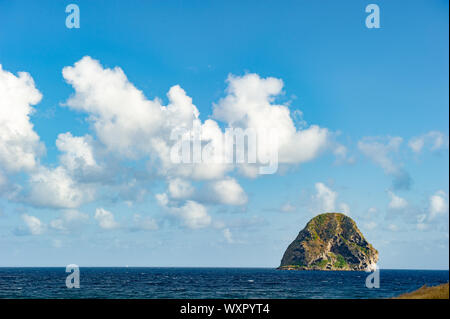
top-left (0, 268), bottom-right (448, 299)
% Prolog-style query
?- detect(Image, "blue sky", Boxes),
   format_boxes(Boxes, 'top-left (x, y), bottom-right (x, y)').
top-left (0, 0), bottom-right (448, 269)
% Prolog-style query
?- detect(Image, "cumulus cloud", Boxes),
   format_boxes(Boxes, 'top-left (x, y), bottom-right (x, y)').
top-left (2, 57), bottom-right (340, 234)
top-left (213, 73), bottom-right (330, 166)
top-left (412, 191), bottom-right (449, 231)
top-left (62, 57), bottom-right (165, 157)
top-left (358, 136), bottom-right (411, 190)
top-left (26, 166), bottom-right (95, 209)
top-left (61, 56), bottom-right (218, 180)
top-left (313, 182), bottom-right (350, 215)
top-left (0, 64), bottom-right (44, 173)
top-left (167, 178), bottom-right (195, 200)
top-left (94, 208), bottom-right (120, 229)
top-left (155, 194), bottom-right (211, 229)
top-left (314, 182), bottom-right (337, 212)
top-left (174, 200), bottom-right (211, 229)
top-left (155, 192), bottom-right (169, 207)
top-left (62, 58), bottom-right (334, 182)
top-left (50, 209), bottom-right (89, 232)
top-left (21, 214), bottom-right (46, 235)
top-left (429, 190), bottom-right (448, 220)
top-left (207, 178), bottom-right (248, 206)
top-left (408, 131), bottom-right (448, 153)
top-left (56, 132), bottom-right (97, 172)
top-left (388, 191), bottom-right (408, 210)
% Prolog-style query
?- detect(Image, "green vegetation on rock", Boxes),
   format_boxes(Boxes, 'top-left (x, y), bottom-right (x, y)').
top-left (334, 254), bottom-right (348, 269)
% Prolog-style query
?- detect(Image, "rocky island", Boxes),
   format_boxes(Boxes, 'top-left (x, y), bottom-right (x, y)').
top-left (279, 213), bottom-right (378, 271)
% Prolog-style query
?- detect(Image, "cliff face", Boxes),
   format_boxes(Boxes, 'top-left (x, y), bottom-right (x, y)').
top-left (279, 213), bottom-right (378, 271)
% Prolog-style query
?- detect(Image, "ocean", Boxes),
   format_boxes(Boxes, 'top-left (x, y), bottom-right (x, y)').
top-left (0, 268), bottom-right (448, 299)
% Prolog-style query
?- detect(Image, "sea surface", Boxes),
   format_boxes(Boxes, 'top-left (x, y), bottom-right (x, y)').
top-left (0, 268), bottom-right (448, 299)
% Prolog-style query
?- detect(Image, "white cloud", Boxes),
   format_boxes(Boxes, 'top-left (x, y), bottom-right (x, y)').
top-left (0, 64), bottom-right (44, 173)
top-left (63, 62), bottom-right (335, 182)
top-left (408, 138), bottom-right (424, 153)
top-left (429, 190), bottom-right (449, 220)
top-left (21, 214), bottom-right (46, 235)
top-left (388, 191), bottom-right (408, 210)
top-left (358, 136), bottom-right (411, 190)
top-left (155, 192), bottom-right (169, 206)
top-left (314, 182), bottom-right (337, 212)
top-left (95, 208), bottom-right (120, 229)
top-left (333, 144), bottom-right (355, 164)
top-left (313, 183), bottom-right (350, 215)
top-left (62, 56), bottom-right (229, 181)
top-left (223, 228), bottom-right (233, 243)
top-left (50, 209), bottom-right (89, 232)
top-left (62, 57), bottom-right (165, 157)
top-left (55, 57), bottom-right (341, 228)
top-left (56, 132), bottom-right (97, 171)
top-left (409, 131), bottom-right (448, 153)
top-left (155, 194), bottom-right (211, 229)
top-left (175, 200), bottom-right (211, 229)
top-left (167, 178), bottom-right (195, 200)
top-left (213, 73), bottom-right (330, 165)
top-left (27, 166), bottom-right (94, 209)
top-left (208, 178), bottom-right (248, 206)
top-left (2, 58), bottom-right (342, 234)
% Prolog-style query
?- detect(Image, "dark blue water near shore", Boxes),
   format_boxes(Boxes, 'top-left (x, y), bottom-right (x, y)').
top-left (0, 268), bottom-right (448, 299)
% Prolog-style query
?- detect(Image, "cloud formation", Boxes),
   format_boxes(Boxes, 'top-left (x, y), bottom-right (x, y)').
top-left (213, 73), bottom-right (330, 168)
top-left (388, 191), bottom-right (408, 210)
top-left (95, 208), bottom-right (120, 229)
top-left (27, 166), bottom-right (95, 209)
top-left (358, 136), bottom-right (412, 190)
top-left (313, 182), bottom-right (350, 215)
top-left (207, 178), bottom-right (248, 206)
top-left (429, 190), bottom-right (449, 220)
top-left (409, 131), bottom-right (448, 153)
top-left (21, 214), bottom-right (46, 235)
top-left (0, 65), bottom-right (44, 174)
top-left (50, 209), bottom-right (89, 232)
